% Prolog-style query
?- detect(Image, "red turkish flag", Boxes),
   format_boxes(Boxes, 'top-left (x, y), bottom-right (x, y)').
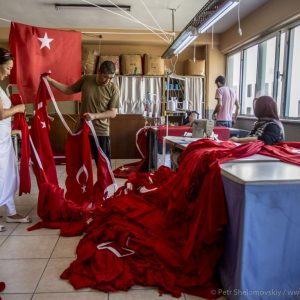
top-left (93, 138), bottom-right (116, 204)
top-left (9, 22), bottom-right (82, 103)
top-left (65, 122), bottom-right (94, 207)
top-left (30, 80), bottom-right (58, 187)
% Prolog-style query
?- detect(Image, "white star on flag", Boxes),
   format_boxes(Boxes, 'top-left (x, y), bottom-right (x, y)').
top-left (40, 121), bottom-right (46, 128)
top-left (37, 32), bottom-right (54, 50)
top-left (81, 185), bottom-right (86, 193)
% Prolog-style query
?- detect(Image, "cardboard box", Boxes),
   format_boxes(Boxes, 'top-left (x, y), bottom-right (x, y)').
top-left (143, 54), bottom-right (165, 75)
top-left (121, 54), bottom-right (143, 75)
top-left (98, 55), bottom-right (120, 74)
top-left (183, 59), bottom-right (205, 76)
top-left (82, 48), bottom-right (98, 74)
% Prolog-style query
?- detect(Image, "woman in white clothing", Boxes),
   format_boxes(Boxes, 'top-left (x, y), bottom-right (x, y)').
top-left (0, 48), bottom-right (31, 231)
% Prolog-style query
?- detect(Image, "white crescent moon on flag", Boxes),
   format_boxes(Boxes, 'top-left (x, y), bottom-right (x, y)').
top-left (76, 164), bottom-right (89, 185)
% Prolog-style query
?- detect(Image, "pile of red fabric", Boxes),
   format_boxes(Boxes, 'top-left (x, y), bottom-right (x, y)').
top-left (61, 139), bottom-right (265, 298)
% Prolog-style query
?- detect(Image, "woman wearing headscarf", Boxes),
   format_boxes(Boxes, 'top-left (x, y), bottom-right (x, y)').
top-left (230, 95), bottom-right (284, 145)
top-left (0, 48), bottom-right (31, 231)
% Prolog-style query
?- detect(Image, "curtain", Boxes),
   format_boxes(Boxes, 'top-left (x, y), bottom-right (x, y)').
top-left (118, 76), bottom-right (162, 115)
top-left (185, 76), bottom-right (204, 117)
top-left (115, 75), bottom-right (203, 117)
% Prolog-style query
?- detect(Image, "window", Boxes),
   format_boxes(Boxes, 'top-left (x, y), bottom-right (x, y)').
top-left (242, 45), bottom-right (258, 115)
top-left (256, 36), bottom-right (276, 98)
top-left (276, 32), bottom-right (286, 116)
top-left (226, 52), bottom-right (241, 97)
top-left (226, 22), bottom-right (300, 120)
top-left (286, 25), bottom-right (300, 118)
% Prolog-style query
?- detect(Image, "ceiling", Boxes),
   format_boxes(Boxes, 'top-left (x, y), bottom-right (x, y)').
top-left (0, 0), bottom-right (268, 42)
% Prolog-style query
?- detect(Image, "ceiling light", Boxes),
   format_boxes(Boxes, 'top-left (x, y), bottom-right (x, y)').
top-left (198, 1), bottom-right (239, 33)
top-left (54, 3), bottom-right (131, 12)
top-left (162, 0), bottom-right (239, 59)
top-left (174, 34), bottom-right (198, 55)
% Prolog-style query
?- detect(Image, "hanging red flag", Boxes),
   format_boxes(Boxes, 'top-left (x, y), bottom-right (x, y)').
top-left (30, 79), bottom-right (58, 186)
top-left (12, 110), bottom-right (31, 195)
top-left (9, 22), bottom-right (82, 103)
top-left (65, 122), bottom-right (94, 207)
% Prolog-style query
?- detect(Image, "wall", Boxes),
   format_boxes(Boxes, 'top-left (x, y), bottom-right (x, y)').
top-left (205, 44), bottom-right (225, 118)
top-left (220, 0), bottom-right (300, 53)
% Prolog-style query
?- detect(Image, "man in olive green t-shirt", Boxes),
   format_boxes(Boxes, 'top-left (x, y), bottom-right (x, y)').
top-left (47, 61), bottom-right (120, 164)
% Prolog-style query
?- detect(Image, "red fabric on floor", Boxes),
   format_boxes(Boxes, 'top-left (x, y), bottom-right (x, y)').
top-left (61, 139), bottom-right (266, 298)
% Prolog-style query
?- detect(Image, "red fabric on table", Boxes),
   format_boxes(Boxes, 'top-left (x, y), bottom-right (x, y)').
top-left (156, 125), bottom-right (230, 144)
top-left (213, 126), bottom-right (230, 141)
top-left (156, 125), bottom-right (192, 144)
top-left (259, 142), bottom-right (300, 165)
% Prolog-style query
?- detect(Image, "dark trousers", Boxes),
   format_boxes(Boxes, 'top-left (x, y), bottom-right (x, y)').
top-left (216, 120), bottom-right (232, 128)
top-left (88, 135), bottom-right (111, 166)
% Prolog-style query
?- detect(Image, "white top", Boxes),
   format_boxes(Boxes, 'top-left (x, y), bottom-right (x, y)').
top-left (0, 87), bottom-right (12, 141)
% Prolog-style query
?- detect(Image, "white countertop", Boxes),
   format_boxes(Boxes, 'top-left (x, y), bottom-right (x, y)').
top-left (221, 161), bottom-right (300, 184)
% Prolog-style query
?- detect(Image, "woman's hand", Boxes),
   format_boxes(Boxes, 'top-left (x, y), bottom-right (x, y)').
top-left (229, 136), bottom-right (240, 143)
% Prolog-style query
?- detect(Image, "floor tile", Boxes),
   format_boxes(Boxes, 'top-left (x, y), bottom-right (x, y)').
top-left (11, 222), bottom-right (60, 236)
top-left (32, 291), bottom-right (108, 299)
top-left (0, 294), bottom-right (33, 300)
top-left (0, 223), bottom-right (18, 237)
top-left (0, 235), bottom-right (58, 259)
top-left (0, 235), bottom-right (7, 245)
top-left (51, 236), bottom-right (82, 258)
top-left (0, 259), bottom-right (48, 293)
top-left (184, 295), bottom-right (206, 300)
top-left (185, 295), bottom-right (226, 300)
top-left (36, 258), bottom-right (89, 293)
top-left (109, 289), bottom-right (185, 300)
top-left (11, 211), bottom-right (60, 236)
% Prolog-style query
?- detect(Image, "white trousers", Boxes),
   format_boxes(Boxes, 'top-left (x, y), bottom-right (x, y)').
top-left (0, 134), bottom-right (18, 216)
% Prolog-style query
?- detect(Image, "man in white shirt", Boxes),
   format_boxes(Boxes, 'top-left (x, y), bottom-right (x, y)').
top-left (212, 75), bottom-right (240, 128)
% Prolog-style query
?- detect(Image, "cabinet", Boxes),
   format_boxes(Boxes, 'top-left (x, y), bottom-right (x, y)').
top-left (110, 114), bottom-right (146, 159)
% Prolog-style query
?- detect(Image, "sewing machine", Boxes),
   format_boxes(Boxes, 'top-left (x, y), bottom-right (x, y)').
top-left (192, 119), bottom-right (215, 138)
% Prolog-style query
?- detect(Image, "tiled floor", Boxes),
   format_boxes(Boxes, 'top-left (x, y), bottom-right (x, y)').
top-left (0, 159), bottom-right (226, 300)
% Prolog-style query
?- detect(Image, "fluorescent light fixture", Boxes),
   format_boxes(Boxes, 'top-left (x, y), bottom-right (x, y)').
top-left (198, 0), bottom-right (238, 33)
top-left (173, 34), bottom-right (198, 55)
top-left (162, 0), bottom-right (239, 59)
top-left (54, 3), bottom-right (131, 12)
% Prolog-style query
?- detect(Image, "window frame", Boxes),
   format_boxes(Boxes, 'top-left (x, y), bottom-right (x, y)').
top-left (225, 19), bottom-right (300, 121)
